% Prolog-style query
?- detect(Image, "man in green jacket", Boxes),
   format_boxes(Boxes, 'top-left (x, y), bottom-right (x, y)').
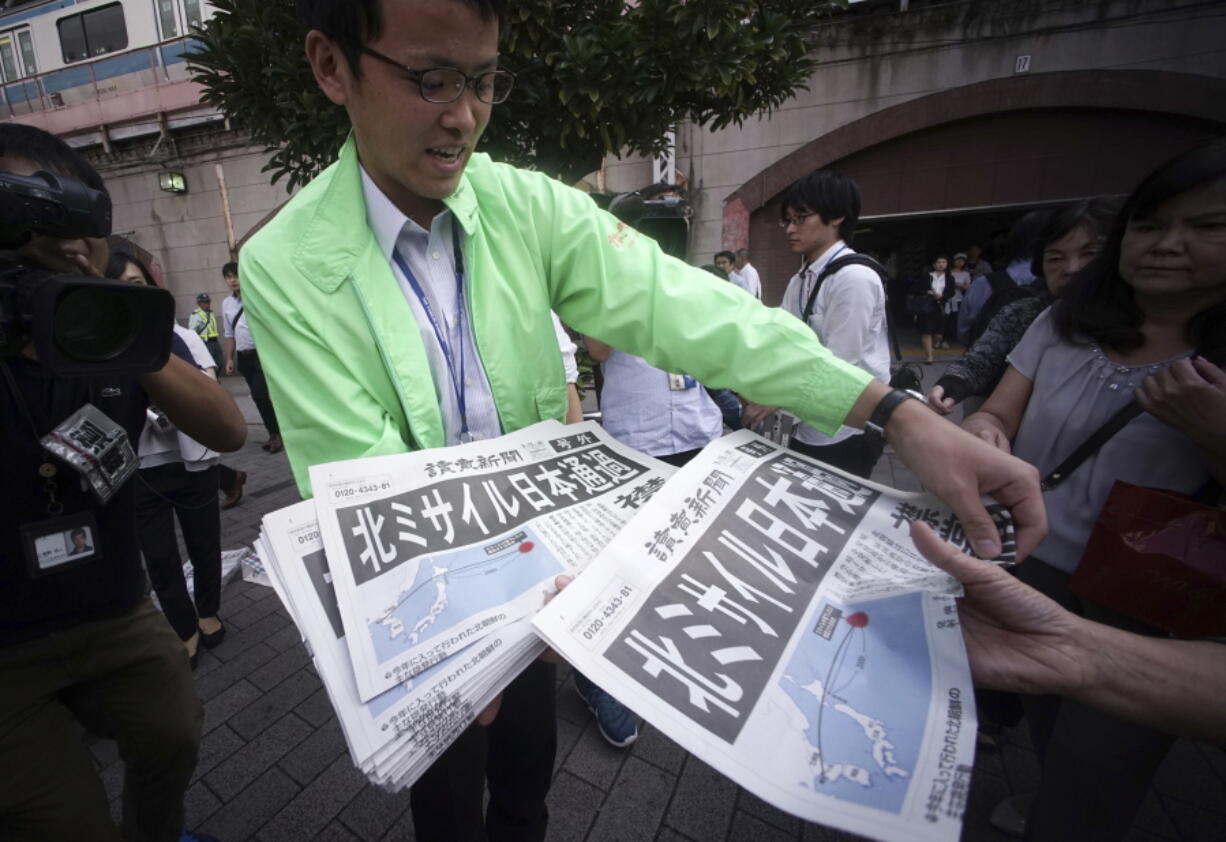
top-left (241, 1), bottom-right (1045, 839)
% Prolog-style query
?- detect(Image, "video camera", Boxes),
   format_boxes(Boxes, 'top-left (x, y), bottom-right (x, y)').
top-left (0, 169), bottom-right (172, 376)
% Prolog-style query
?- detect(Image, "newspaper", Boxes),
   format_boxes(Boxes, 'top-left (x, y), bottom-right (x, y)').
top-left (256, 504), bottom-right (542, 790)
top-left (533, 430), bottom-right (1014, 842)
top-left (308, 420), bottom-right (675, 702)
top-left (252, 420), bottom-right (674, 790)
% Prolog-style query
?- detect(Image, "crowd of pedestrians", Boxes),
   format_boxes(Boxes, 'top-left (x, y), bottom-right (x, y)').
top-left (0, 1), bottom-right (1223, 841)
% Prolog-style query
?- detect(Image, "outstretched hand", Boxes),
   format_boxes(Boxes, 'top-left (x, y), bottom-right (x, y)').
top-left (911, 522), bottom-right (1090, 696)
top-left (925, 384), bottom-right (956, 416)
top-left (888, 400), bottom-right (1043, 559)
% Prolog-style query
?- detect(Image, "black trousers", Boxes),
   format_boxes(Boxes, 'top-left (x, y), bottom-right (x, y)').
top-left (657, 448), bottom-right (703, 467)
top-left (0, 598), bottom-right (201, 842)
top-left (410, 660), bottom-right (557, 842)
top-left (203, 338), bottom-right (222, 370)
top-left (1014, 559), bottom-right (1174, 842)
top-left (217, 463), bottom-right (239, 491)
top-left (236, 349), bottom-right (279, 436)
top-left (134, 464), bottom-right (222, 641)
top-left (788, 434), bottom-right (883, 480)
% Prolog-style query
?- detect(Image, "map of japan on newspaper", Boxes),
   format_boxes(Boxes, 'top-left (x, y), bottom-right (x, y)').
top-left (311, 420), bottom-right (675, 702)
top-left (534, 430), bottom-right (1015, 842)
top-left (256, 501), bottom-right (542, 790)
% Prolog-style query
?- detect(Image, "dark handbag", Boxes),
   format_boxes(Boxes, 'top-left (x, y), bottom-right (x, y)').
top-left (1041, 401), bottom-right (1225, 637)
top-left (1068, 480), bottom-right (1225, 638)
top-left (906, 293), bottom-right (934, 316)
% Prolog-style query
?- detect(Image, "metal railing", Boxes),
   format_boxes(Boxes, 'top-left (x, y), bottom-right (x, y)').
top-left (0, 35), bottom-right (199, 120)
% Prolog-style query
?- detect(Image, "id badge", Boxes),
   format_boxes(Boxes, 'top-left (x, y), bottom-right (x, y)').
top-left (41, 404), bottom-right (138, 504)
top-left (20, 511), bottom-right (102, 578)
top-left (667, 373), bottom-right (697, 391)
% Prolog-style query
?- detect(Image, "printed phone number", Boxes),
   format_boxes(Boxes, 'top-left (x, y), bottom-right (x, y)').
top-left (329, 477), bottom-right (393, 501)
top-left (579, 584), bottom-right (635, 641)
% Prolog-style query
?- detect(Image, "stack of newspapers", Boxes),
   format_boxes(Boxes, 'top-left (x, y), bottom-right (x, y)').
top-left (258, 420), bottom-right (1013, 842)
top-left (256, 420), bottom-right (675, 790)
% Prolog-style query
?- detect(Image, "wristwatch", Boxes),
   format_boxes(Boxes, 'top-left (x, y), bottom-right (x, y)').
top-left (863, 388), bottom-right (923, 443)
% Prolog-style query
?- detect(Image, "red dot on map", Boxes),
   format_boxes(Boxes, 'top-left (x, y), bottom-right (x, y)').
top-left (519, 542), bottom-right (535, 553)
top-left (846, 612), bottom-right (869, 628)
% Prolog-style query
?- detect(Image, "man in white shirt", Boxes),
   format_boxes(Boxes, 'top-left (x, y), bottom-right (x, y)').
top-left (745, 169), bottom-right (890, 478)
top-left (221, 262), bottom-right (282, 453)
top-left (731, 248), bottom-right (762, 299)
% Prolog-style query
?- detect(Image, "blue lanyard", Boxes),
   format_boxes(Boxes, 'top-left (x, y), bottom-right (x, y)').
top-left (392, 216), bottom-right (473, 442)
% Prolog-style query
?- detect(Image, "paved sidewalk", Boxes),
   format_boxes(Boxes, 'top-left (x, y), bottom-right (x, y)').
top-left (91, 364), bottom-right (1226, 841)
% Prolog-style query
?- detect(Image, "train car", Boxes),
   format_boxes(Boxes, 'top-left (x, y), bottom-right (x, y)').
top-left (0, 0), bottom-right (217, 120)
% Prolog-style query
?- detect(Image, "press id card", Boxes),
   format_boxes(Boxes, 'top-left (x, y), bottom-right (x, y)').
top-left (20, 511), bottom-right (101, 578)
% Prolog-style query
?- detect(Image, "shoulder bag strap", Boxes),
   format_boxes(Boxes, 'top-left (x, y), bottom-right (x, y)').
top-left (1040, 401), bottom-right (1144, 491)
top-left (802, 255), bottom-right (887, 323)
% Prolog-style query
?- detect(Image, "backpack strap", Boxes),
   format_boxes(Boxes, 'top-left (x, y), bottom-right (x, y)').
top-left (801, 254), bottom-right (888, 323)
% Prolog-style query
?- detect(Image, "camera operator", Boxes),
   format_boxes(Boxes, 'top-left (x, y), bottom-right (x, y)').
top-left (0, 125), bottom-right (245, 842)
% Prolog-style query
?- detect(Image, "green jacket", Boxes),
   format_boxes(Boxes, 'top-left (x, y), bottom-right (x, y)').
top-left (240, 136), bottom-right (870, 497)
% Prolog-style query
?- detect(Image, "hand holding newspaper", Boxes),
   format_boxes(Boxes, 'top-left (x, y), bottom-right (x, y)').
top-left (533, 430), bottom-right (1015, 842)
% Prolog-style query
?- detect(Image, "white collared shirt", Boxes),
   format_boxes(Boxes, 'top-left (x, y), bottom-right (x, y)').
top-left (780, 240), bottom-right (890, 446)
top-left (361, 168), bottom-right (504, 445)
top-left (221, 293), bottom-right (255, 352)
top-left (731, 262), bottom-right (762, 299)
top-left (138, 324), bottom-right (219, 470)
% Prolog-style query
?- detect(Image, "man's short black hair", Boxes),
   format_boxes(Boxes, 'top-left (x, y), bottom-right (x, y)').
top-left (222, 261), bottom-right (238, 277)
top-left (0, 123), bottom-right (106, 195)
top-left (735, 248), bottom-right (750, 259)
top-left (714, 250), bottom-right (735, 264)
top-left (780, 169), bottom-right (860, 243)
top-left (70, 527), bottom-right (86, 540)
top-left (298, 0), bottom-right (505, 78)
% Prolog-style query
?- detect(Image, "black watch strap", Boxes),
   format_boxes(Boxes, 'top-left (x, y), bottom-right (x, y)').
top-left (864, 388), bottom-right (921, 441)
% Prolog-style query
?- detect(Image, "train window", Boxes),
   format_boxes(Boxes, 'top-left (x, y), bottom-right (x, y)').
top-left (0, 29), bottom-right (37, 80)
top-left (0, 39), bottom-right (17, 82)
top-left (17, 30), bottom-right (35, 76)
top-left (157, 0), bottom-right (178, 39)
top-left (57, 3), bottom-right (128, 63)
top-left (183, 0), bottom-right (203, 30)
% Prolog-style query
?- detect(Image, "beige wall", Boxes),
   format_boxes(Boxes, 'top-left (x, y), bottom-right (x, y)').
top-left (102, 146), bottom-right (287, 320)
top-left (600, 0), bottom-right (1225, 263)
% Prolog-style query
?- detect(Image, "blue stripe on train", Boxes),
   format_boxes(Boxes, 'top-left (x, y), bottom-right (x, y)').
top-left (4, 79), bottom-right (38, 105)
top-left (4, 36), bottom-right (205, 103)
top-left (42, 50), bottom-right (153, 93)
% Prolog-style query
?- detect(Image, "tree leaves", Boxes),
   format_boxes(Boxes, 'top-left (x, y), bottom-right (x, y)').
top-left (187, 0), bottom-right (846, 189)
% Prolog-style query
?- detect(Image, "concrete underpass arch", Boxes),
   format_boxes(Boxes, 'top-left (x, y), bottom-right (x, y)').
top-left (723, 70), bottom-right (1226, 300)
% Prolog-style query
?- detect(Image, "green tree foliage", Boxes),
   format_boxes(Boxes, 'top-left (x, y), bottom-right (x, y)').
top-left (188, 0), bottom-right (846, 190)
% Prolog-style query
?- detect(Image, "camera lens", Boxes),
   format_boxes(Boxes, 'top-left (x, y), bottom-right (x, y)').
top-left (53, 286), bottom-right (138, 361)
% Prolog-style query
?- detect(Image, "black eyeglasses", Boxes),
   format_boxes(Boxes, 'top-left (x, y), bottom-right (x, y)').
top-left (779, 211), bottom-right (817, 229)
top-left (358, 45), bottom-right (515, 104)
